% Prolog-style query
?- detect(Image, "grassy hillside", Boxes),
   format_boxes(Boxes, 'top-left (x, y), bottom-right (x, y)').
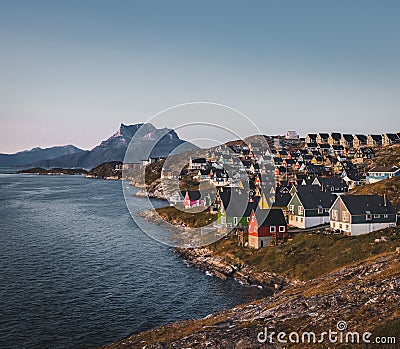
top-left (208, 227), bottom-right (400, 281)
top-left (155, 205), bottom-right (215, 228)
top-left (349, 175), bottom-right (400, 210)
top-left (363, 144), bottom-right (400, 171)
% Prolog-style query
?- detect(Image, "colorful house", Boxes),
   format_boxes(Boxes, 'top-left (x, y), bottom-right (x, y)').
top-left (288, 191), bottom-right (336, 229)
top-left (183, 191), bottom-right (203, 208)
top-left (216, 190), bottom-right (258, 228)
top-left (248, 209), bottom-right (287, 248)
top-left (366, 166), bottom-right (400, 184)
top-left (329, 195), bottom-right (397, 235)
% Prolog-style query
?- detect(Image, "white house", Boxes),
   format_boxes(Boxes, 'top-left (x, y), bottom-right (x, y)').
top-left (329, 195), bottom-right (397, 235)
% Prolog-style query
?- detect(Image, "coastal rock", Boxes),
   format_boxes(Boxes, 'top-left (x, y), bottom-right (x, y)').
top-left (104, 253), bottom-right (400, 349)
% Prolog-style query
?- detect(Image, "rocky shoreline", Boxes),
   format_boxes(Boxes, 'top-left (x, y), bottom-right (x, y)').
top-left (105, 252), bottom-right (400, 348)
top-left (174, 247), bottom-right (296, 291)
top-left (137, 209), bottom-right (297, 291)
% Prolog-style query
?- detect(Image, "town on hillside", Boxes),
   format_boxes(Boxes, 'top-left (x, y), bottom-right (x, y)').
top-left (135, 131), bottom-right (400, 248)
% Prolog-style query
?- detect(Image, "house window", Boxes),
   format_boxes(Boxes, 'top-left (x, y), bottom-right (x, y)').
top-left (221, 216), bottom-right (226, 225)
top-left (253, 226), bottom-right (257, 233)
top-left (318, 208), bottom-right (323, 214)
top-left (374, 214), bottom-right (380, 218)
top-left (343, 212), bottom-right (349, 222)
top-left (247, 217), bottom-right (250, 222)
top-left (339, 223), bottom-right (342, 229)
top-left (300, 217), bottom-right (303, 222)
top-left (295, 216), bottom-right (298, 222)
top-left (289, 205), bottom-right (294, 213)
top-left (384, 214), bottom-right (388, 218)
top-left (332, 210), bottom-right (338, 220)
top-left (298, 206), bottom-right (304, 215)
top-left (366, 214), bottom-right (372, 221)
top-left (279, 226), bottom-right (285, 232)
top-left (345, 224), bottom-right (349, 230)
top-left (234, 217), bottom-right (238, 225)
top-left (270, 226), bottom-right (276, 233)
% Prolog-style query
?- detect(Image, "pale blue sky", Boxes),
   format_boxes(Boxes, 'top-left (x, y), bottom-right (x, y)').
top-left (1, 0), bottom-right (399, 153)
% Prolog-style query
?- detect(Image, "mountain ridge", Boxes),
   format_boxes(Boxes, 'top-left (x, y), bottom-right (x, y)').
top-left (0, 145), bottom-right (84, 167)
top-left (4, 123), bottom-right (196, 169)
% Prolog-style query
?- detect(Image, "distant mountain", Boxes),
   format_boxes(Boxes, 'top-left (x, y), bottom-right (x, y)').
top-left (29, 123), bottom-right (197, 169)
top-left (0, 145), bottom-right (84, 167)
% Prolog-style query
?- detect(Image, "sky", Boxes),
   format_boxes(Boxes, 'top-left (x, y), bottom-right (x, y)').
top-left (0, 0), bottom-right (399, 153)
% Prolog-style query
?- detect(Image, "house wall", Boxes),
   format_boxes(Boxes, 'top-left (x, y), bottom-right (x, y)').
top-left (290, 214), bottom-right (329, 228)
top-left (258, 225), bottom-right (287, 237)
top-left (331, 221), bottom-right (396, 235)
top-left (248, 235), bottom-right (273, 249)
top-left (288, 214), bottom-right (305, 228)
top-left (350, 213), bottom-right (397, 224)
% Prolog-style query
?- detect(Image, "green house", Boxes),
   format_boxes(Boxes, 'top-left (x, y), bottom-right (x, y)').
top-left (287, 190), bottom-right (336, 229)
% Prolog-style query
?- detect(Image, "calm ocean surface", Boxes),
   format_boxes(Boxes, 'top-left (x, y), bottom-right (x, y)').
top-left (0, 173), bottom-right (266, 349)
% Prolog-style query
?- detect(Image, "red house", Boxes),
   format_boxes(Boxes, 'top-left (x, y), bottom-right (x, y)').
top-left (183, 191), bottom-right (203, 209)
top-left (248, 209), bottom-right (287, 249)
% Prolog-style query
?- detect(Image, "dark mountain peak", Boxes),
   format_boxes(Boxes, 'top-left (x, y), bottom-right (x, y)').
top-left (18, 123), bottom-right (197, 169)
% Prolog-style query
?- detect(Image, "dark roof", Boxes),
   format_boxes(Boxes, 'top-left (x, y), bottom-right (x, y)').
top-left (318, 133), bottom-right (329, 138)
top-left (318, 143), bottom-right (331, 149)
top-left (227, 199), bottom-right (259, 218)
top-left (330, 132), bottom-right (341, 140)
top-left (296, 191), bottom-right (337, 209)
top-left (273, 192), bottom-right (292, 207)
top-left (220, 189), bottom-right (258, 217)
top-left (259, 209), bottom-right (286, 227)
top-left (182, 190), bottom-right (202, 201)
top-left (343, 169), bottom-right (363, 181)
top-left (305, 163), bottom-right (326, 174)
top-left (369, 134), bottom-right (382, 141)
top-left (192, 157), bottom-right (207, 163)
top-left (385, 133), bottom-right (399, 141)
top-left (342, 134), bottom-right (354, 141)
top-left (369, 165), bottom-right (399, 173)
top-left (355, 134), bottom-right (367, 141)
top-left (317, 176), bottom-right (348, 189)
top-left (295, 184), bottom-right (323, 193)
top-left (341, 195), bottom-right (396, 215)
top-left (307, 133), bottom-right (317, 138)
